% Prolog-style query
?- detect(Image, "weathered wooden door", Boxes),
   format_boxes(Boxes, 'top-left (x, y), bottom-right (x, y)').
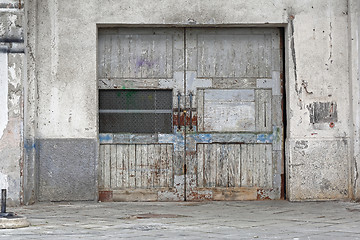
top-left (184, 28), bottom-right (283, 200)
top-left (98, 28), bottom-right (283, 201)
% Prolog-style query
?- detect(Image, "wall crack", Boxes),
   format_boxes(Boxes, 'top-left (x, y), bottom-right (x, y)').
top-left (289, 16), bottom-right (303, 109)
top-left (329, 22), bottom-right (333, 62)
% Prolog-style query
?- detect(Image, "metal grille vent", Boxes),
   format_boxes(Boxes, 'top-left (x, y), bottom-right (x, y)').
top-left (99, 90), bottom-right (172, 133)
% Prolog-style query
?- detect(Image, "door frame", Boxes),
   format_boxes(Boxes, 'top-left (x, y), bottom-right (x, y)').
top-left (95, 25), bottom-right (287, 201)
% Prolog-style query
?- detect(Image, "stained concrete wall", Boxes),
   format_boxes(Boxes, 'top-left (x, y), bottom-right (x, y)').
top-left (22, 0), bottom-right (358, 202)
top-left (0, 0), bottom-right (24, 205)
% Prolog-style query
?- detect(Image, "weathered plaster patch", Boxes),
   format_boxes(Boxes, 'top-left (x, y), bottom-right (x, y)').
top-left (8, 54), bottom-right (22, 117)
top-left (288, 139), bottom-right (349, 200)
top-left (0, 53), bottom-right (8, 138)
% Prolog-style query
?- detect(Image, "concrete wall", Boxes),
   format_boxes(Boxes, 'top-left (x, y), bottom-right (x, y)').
top-left (22, 0), bottom-right (357, 202)
top-left (349, 0), bottom-right (360, 201)
top-left (0, 0), bottom-right (24, 205)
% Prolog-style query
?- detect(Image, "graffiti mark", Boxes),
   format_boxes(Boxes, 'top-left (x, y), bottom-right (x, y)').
top-left (136, 58), bottom-right (155, 68)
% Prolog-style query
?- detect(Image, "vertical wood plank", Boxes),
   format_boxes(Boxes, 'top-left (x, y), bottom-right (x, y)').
top-left (134, 145), bottom-right (143, 188)
top-left (255, 144), bottom-right (261, 187)
top-left (197, 90), bottom-right (204, 132)
top-left (149, 145), bottom-right (158, 188)
top-left (265, 92), bottom-right (272, 131)
top-left (256, 90), bottom-right (272, 132)
top-left (167, 144), bottom-right (174, 187)
top-left (142, 144), bottom-right (147, 189)
top-left (253, 144), bottom-right (260, 187)
top-left (116, 145), bottom-right (124, 188)
top-left (248, 144), bottom-right (254, 187)
top-left (236, 144), bottom-right (242, 187)
top-left (204, 144), bottom-right (211, 187)
top-left (159, 145), bottom-right (166, 187)
top-left (123, 145), bottom-right (129, 188)
top-left (241, 144), bottom-right (254, 187)
top-left (197, 144), bottom-right (204, 187)
top-left (240, 144), bottom-right (247, 187)
top-left (266, 144), bottom-right (273, 188)
top-left (216, 143), bottom-right (223, 187)
top-left (223, 145), bottom-right (229, 187)
top-left (128, 34), bottom-right (135, 78)
top-left (264, 34), bottom-right (272, 77)
top-left (110, 145), bottom-right (117, 188)
top-left (104, 35), bottom-right (111, 78)
top-left (104, 145), bottom-right (111, 189)
top-left (98, 145), bottom-right (105, 189)
top-left (227, 144), bottom-right (235, 187)
top-left (97, 35), bottom-right (105, 78)
top-left (128, 144), bottom-right (136, 188)
top-left (142, 144), bottom-right (149, 188)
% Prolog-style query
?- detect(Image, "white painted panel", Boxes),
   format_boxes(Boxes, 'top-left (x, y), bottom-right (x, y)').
top-left (203, 89), bottom-right (256, 132)
top-left (204, 89), bottom-right (255, 102)
top-left (204, 102), bottom-right (256, 132)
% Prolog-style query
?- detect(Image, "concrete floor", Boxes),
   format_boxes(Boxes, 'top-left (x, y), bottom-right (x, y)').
top-left (1, 200), bottom-right (360, 239)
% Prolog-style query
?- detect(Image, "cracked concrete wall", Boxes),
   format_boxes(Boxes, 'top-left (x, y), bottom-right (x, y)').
top-left (0, 0), bottom-right (24, 205)
top-left (285, 1), bottom-right (351, 200)
top-left (23, 0), bottom-right (355, 202)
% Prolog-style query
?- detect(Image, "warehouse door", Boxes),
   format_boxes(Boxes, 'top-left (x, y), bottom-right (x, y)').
top-left (98, 28), bottom-right (283, 201)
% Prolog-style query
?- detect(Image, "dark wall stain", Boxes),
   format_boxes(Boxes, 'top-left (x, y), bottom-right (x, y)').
top-left (307, 102), bottom-right (337, 124)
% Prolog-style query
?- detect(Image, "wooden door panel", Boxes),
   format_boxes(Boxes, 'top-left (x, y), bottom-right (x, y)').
top-left (98, 28), bottom-right (185, 201)
top-left (185, 28), bottom-right (283, 201)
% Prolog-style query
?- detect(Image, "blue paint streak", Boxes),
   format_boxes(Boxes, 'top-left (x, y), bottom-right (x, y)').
top-left (190, 134), bottom-right (212, 143)
top-left (256, 134), bottom-right (273, 143)
top-left (99, 134), bottom-right (113, 143)
top-left (24, 141), bottom-right (36, 152)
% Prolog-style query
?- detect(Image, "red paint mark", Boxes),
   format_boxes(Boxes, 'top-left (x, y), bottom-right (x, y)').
top-left (186, 151), bottom-right (197, 156)
top-left (98, 191), bottom-right (113, 202)
top-left (187, 191), bottom-right (212, 201)
top-left (311, 132), bottom-right (318, 135)
top-left (329, 122), bottom-right (335, 128)
top-left (257, 189), bottom-right (275, 200)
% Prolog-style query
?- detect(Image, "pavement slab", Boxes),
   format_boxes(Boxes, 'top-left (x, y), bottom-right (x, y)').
top-left (0, 200), bottom-right (359, 239)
